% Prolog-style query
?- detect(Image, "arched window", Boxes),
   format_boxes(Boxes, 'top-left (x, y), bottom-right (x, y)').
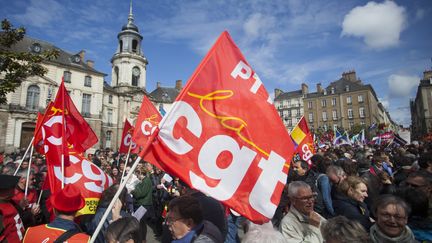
top-left (26, 85), bottom-right (40, 110)
top-left (132, 40), bottom-right (138, 53)
top-left (114, 66), bottom-right (119, 84)
top-left (132, 66), bottom-right (140, 86)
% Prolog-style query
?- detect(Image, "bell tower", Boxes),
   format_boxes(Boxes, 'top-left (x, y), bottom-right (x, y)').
top-left (111, 0), bottom-right (148, 89)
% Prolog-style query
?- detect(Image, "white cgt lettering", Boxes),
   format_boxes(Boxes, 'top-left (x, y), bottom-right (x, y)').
top-left (249, 151), bottom-right (287, 218)
top-left (53, 154), bottom-right (82, 184)
top-left (190, 135), bottom-right (256, 201)
top-left (141, 120), bottom-right (157, 136)
top-left (159, 101), bottom-right (202, 155)
top-left (123, 134), bottom-right (137, 149)
top-left (301, 144), bottom-right (313, 161)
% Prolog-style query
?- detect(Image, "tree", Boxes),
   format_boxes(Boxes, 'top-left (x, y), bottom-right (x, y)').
top-left (0, 19), bottom-right (59, 104)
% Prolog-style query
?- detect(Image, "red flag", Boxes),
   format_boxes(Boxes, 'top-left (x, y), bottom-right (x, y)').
top-left (119, 119), bottom-right (139, 154)
top-left (132, 95), bottom-right (161, 147)
top-left (41, 81), bottom-right (98, 166)
top-left (290, 116), bottom-right (315, 166)
top-left (132, 95), bottom-right (165, 169)
top-left (148, 31), bottom-right (295, 223)
top-left (46, 148), bottom-right (113, 215)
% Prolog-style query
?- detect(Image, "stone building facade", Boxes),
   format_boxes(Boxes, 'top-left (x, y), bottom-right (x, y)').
top-left (0, 6), bottom-right (181, 153)
top-left (410, 70), bottom-right (432, 140)
top-left (275, 71), bottom-right (394, 133)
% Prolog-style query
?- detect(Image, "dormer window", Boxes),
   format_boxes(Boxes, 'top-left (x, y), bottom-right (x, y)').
top-left (331, 87), bottom-right (335, 94)
top-left (63, 71), bottom-right (71, 83)
top-left (31, 43), bottom-right (42, 53)
top-left (84, 75), bottom-right (92, 87)
top-left (345, 85), bottom-right (350, 92)
top-left (72, 55), bottom-right (81, 63)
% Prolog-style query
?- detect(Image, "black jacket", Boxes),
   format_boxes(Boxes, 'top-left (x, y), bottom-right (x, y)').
top-left (333, 193), bottom-right (372, 231)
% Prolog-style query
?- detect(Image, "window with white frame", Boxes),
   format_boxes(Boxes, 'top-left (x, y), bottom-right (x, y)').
top-left (359, 107), bottom-right (365, 118)
top-left (321, 99), bottom-right (327, 107)
top-left (332, 110), bottom-right (338, 120)
top-left (107, 108), bottom-right (113, 125)
top-left (26, 85), bottom-right (40, 110)
top-left (308, 101), bottom-right (312, 109)
top-left (333, 124), bottom-right (338, 131)
top-left (82, 93), bottom-right (91, 116)
top-left (347, 96), bottom-right (352, 104)
top-left (63, 71), bottom-right (71, 83)
top-left (308, 113), bottom-right (313, 122)
top-left (322, 111), bottom-right (327, 121)
top-left (345, 85), bottom-right (350, 91)
top-left (332, 97), bottom-right (336, 106)
top-left (84, 75), bottom-right (92, 87)
top-left (358, 95), bottom-right (364, 103)
top-left (292, 109), bottom-right (297, 117)
top-left (108, 95), bottom-right (113, 104)
top-left (331, 87), bottom-right (335, 94)
top-left (348, 108), bottom-right (353, 119)
top-left (106, 131), bottom-right (112, 141)
top-left (287, 100), bottom-right (291, 107)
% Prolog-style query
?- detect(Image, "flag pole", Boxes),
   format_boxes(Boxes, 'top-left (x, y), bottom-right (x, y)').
top-left (90, 129), bottom-right (159, 243)
top-left (14, 137), bottom-right (35, 176)
top-left (120, 142), bottom-right (133, 184)
top-left (24, 144), bottom-right (35, 197)
top-left (61, 80), bottom-right (66, 189)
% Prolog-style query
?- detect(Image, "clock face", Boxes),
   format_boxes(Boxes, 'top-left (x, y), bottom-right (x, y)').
top-left (132, 67), bottom-right (140, 76)
top-left (73, 55), bottom-right (81, 63)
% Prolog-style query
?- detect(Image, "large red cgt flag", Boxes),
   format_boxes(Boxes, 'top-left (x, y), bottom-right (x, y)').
top-left (46, 148), bottom-right (113, 215)
top-left (119, 119), bottom-right (139, 154)
top-left (40, 81), bottom-right (98, 166)
top-left (147, 31), bottom-right (296, 223)
top-left (290, 116), bottom-right (315, 165)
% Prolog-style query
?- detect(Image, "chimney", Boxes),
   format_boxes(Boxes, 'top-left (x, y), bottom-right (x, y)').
top-left (301, 83), bottom-right (308, 95)
top-left (342, 70), bottom-right (357, 82)
top-left (316, 83), bottom-right (323, 93)
top-left (156, 82), bottom-right (161, 88)
top-left (424, 70), bottom-right (432, 80)
top-left (175, 80), bottom-right (182, 90)
top-left (86, 60), bottom-right (94, 68)
top-left (274, 88), bottom-right (283, 99)
top-left (78, 50), bottom-right (85, 61)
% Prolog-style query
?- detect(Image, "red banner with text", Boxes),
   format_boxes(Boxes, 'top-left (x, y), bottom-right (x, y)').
top-left (147, 31), bottom-right (295, 223)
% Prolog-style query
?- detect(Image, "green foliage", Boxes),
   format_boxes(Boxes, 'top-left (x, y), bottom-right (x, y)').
top-left (349, 123), bottom-right (364, 135)
top-left (0, 19), bottom-right (59, 104)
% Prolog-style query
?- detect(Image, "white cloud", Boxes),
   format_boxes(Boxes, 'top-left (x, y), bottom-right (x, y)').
top-left (12, 0), bottom-right (63, 28)
top-left (341, 1), bottom-right (407, 49)
top-left (388, 74), bottom-right (419, 97)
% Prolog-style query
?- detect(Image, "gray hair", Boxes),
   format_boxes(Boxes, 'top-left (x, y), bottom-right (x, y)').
top-left (321, 216), bottom-right (371, 243)
top-left (326, 165), bottom-right (346, 177)
top-left (287, 181), bottom-right (310, 198)
top-left (16, 169), bottom-right (32, 179)
top-left (243, 222), bottom-right (286, 243)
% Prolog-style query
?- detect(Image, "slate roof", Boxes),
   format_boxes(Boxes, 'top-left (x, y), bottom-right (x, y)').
top-left (274, 89), bottom-right (303, 101)
top-left (149, 86), bottom-right (180, 103)
top-left (2, 34), bottom-right (106, 76)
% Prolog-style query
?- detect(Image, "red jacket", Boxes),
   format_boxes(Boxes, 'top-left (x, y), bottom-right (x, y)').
top-left (0, 200), bottom-right (25, 243)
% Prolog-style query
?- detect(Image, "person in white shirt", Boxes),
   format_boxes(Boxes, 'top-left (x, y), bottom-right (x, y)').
top-left (279, 181), bottom-right (326, 243)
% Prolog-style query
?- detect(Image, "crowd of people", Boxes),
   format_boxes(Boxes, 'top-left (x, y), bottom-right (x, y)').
top-left (0, 140), bottom-right (431, 243)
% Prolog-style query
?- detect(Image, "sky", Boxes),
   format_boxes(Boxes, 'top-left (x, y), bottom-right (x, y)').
top-left (1, 0), bottom-right (431, 127)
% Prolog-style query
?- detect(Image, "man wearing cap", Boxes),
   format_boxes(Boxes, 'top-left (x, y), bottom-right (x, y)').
top-left (23, 184), bottom-right (90, 242)
top-left (0, 174), bottom-right (26, 242)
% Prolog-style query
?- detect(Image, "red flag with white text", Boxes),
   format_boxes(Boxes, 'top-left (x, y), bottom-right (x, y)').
top-left (119, 119), bottom-right (139, 154)
top-left (46, 148), bottom-right (113, 215)
top-left (290, 116), bottom-right (315, 166)
top-left (132, 95), bottom-right (164, 169)
top-left (40, 81), bottom-right (98, 166)
top-left (146, 31), bottom-right (296, 223)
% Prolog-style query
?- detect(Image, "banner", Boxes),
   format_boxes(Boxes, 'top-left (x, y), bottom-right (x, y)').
top-left (147, 31), bottom-right (296, 223)
top-left (38, 81), bottom-right (98, 166)
top-left (46, 148), bottom-right (113, 215)
top-left (132, 95), bottom-right (164, 169)
top-left (290, 116), bottom-right (315, 165)
top-left (119, 119), bottom-right (139, 154)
